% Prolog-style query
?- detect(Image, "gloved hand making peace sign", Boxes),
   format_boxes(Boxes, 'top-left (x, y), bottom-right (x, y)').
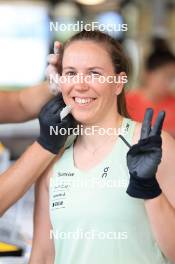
top-left (126, 108), bottom-right (165, 199)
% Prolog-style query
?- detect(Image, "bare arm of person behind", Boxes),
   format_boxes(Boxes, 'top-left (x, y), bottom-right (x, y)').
top-left (0, 42), bottom-right (64, 215)
top-left (0, 92), bottom-right (75, 216)
top-left (0, 142), bottom-right (55, 216)
top-left (0, 81), bottom-right (53, 123)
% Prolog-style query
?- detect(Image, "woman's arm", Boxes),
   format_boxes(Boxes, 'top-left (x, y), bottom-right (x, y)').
top-left (145, 193), bottom-right (175, 262)
top-left (0, 82), bottom-right (53, 123)
top-left (144, 131), bottom-right (175, 262)
top-left (131, 113), bottom-right (175, 262)
top-left (29, 156), bottom-right (59, 264)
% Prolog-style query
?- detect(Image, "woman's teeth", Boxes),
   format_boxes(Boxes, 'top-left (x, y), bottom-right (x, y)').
top-left (74, 97), bottom-right (94, 104)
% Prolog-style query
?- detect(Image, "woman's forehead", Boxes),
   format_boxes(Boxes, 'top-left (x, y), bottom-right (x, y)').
top-left (62, 41), bottom-right (112, 68)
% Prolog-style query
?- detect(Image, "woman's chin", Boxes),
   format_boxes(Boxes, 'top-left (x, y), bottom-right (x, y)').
top-left (73, 114), bottom-right (95, 126)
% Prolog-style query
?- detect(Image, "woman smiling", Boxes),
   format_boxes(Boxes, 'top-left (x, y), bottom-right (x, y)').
top-left (29, 30), bottom-right (175, 264)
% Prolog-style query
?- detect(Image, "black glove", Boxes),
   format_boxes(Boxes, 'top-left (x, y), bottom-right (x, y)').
top-left (37, 94), bottom-right (76, 154)
top-left (126, 108), bottom-right (165, 199)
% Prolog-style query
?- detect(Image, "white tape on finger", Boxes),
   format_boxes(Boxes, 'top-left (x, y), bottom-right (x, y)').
top-left (60, 105), bottom-right (72, 120)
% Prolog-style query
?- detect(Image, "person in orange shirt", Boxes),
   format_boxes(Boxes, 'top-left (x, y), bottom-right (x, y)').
top-left (126, 38), bottom-right (175, 137)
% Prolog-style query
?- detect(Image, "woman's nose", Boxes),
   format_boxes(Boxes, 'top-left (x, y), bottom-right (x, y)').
top-left (72, 74), bottom-right (90, 91)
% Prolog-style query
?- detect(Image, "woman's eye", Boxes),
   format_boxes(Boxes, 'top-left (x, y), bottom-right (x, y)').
top-left (65, 71), bottom-right (76, 76)
top-left (90, 71), bottom-right (101, 76)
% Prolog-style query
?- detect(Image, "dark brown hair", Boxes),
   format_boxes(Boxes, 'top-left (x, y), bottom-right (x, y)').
top-left (146, 37), bottom-right (175, 71)
top-left (61, 29), bottom-right (130, 118)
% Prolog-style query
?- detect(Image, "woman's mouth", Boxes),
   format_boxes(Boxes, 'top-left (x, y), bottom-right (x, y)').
top-left (73, 97), bottom-right (96, 106)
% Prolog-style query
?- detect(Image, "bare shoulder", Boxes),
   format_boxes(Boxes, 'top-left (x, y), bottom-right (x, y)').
top-left (158, 131), bottom-right (175, 207)
top-left (161, 130), bottom-right (175, 152)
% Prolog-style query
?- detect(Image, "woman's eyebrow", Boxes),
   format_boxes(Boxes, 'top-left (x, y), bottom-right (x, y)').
top-left (63, 66), bottom-right (104, 70)
top-left (63, 66), bottom-right (75, 70)
top-left (88, 67), bottom-right (104, 70)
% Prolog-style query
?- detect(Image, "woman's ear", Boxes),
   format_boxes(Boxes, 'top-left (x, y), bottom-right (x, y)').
top-left (115, 72), bottom-right (127, 95)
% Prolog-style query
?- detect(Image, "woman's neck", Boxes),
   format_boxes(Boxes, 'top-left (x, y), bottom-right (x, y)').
top-left (75, 112), bottom-right (123, 151)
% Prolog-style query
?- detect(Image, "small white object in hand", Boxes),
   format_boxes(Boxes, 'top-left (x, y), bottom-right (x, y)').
top-left (60, 105), bottom-right (72, 120)
top-left (54, 46), bottom-right (60, 55)
top-left (48, 44), bottom-right (61, 95)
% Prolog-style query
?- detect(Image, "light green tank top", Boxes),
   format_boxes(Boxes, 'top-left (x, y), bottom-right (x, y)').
top-left (49, 118), bottom-right (172, 264)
